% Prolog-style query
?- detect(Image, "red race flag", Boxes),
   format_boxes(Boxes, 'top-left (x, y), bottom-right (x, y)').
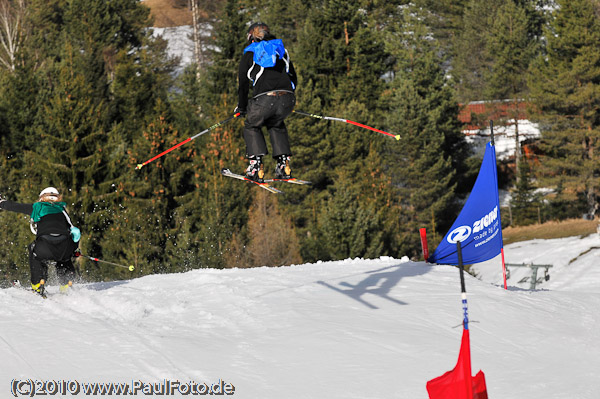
top-left (426, 328), bottom-right (488, 399)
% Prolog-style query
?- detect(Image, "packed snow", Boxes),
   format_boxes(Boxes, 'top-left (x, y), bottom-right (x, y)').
top-left (1, 234), bottom-right (599, 398)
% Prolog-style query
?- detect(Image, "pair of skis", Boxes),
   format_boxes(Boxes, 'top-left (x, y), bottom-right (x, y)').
top-left (220, 169), bottom-right (311, 194)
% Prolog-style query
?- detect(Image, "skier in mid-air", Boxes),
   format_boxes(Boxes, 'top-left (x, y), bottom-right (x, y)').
top-left (235, 22), bottom-right (298, 183)
top-left (0, 187), bottom-right (80, 297)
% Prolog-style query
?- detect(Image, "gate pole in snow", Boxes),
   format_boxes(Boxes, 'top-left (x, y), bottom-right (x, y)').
top-left (501, 249), bottom-right (507, 289)
top-left (490, 120), bottom-right (508, 290)
top-left (456, 241), bottom-right (469, 329)
top-left (420, 228), bottom-right (429, 261)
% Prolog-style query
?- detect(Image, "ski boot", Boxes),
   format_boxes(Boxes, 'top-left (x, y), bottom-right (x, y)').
top-left (59, 281), bottom-right (73, 294)
top-left (31, 279), bottom-right (47, 299)
top-left (274, 155), bottom-right (292, 179)
top-left (245, 156), bottom-right (265, 183)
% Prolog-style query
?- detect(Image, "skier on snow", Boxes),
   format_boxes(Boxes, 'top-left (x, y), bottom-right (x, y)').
top-left (235, 22), bottom-right (298, 183)
top-left (0, 187), bottom-right (80, 296)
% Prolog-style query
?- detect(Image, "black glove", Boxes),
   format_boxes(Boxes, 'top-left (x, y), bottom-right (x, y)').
top-left (234, 106), bottom-right (247, 117)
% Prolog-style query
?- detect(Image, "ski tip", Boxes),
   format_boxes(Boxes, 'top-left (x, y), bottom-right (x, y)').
top-left (395, 135), bottom-right (401, 141)
top-left (135, 163), bottom-right (144, 170)
top-left (261, 185), bottom-right (284, 194)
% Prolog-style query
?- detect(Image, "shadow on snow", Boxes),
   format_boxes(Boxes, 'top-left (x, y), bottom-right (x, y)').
top-left (317, 263), bottom-right (431, 309)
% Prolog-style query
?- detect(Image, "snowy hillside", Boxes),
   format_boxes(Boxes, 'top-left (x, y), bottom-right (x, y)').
top-left (2, 241), bottom-right (599, 399)
top-left (152, 25), bottom-right (195, 68)
top-left (151, 24), bottom-right (213, 75)
top-left (473, 233), bottom-right (600, 292)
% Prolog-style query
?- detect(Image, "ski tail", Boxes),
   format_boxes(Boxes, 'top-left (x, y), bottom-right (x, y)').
top-left (221, 169), bottom-right (284, 194)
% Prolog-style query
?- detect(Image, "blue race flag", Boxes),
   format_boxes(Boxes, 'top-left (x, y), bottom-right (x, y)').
top-left (428, 142), bottom-right (503, 265)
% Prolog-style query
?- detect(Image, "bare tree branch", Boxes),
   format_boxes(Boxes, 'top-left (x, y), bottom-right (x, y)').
top-left (0, 0), bottom-right (27, 72)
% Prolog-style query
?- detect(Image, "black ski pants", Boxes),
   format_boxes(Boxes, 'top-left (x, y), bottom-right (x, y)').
top-left (243, 92), bottom-right (296, 158)
top-left (29, 234), bottom-right (77, 285)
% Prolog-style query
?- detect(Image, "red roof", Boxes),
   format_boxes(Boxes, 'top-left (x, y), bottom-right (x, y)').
top-left (458, 101), bottom-right (530, 130)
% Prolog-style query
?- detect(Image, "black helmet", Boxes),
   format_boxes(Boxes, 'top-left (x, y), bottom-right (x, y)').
top-left (247, 22), bottom-right (269, 43)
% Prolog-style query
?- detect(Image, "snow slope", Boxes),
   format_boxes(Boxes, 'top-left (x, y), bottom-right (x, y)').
top-left (1, 243), bottom-right (599, 399)
top-left (473, 233), bottom-right (600, 292)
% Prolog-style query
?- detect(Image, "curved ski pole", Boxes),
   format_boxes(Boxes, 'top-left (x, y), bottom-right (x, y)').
top-left (135, 113), bottom-right (242, 170)
top-left (75, 251), bottom-right (135, 271)
top-left (293, 110), bottom-right (400, 140)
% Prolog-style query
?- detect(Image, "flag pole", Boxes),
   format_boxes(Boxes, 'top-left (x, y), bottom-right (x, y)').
top-left (456, 241), bottom-right (469, 329)
top-left (426, 241), bottom-right (489, 398)
top-left (456, 241), bottom-right (474, 398)
top-left (490, 120), bottom-right (508, 290)
top-left (501, 248), bottom-right (507, 290)
top-left (420, 228), bottom-right (429, 261)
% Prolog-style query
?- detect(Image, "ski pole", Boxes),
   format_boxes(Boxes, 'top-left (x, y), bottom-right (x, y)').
top-left (293, 110), bottom-right (400, 140)
top-left (135, 112), bottom-right (242, 170)
top-left (75, 251), bottom-right (135, 272)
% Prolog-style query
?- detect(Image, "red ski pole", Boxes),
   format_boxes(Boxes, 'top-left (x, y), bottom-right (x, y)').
top-left (293, 110), bottom-right (400, 140)
top-left (135, 113), bottom-right (242, 170)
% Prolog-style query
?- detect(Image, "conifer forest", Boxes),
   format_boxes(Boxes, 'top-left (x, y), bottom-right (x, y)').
top-left (0, 0), bottom-right (598, 282)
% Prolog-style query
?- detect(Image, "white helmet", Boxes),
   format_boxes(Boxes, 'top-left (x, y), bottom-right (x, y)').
top-left (39, 187), bottom-right (60, 200)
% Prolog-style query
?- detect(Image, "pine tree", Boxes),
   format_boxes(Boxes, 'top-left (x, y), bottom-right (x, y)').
top-left (529, 0), bottom-right (600, 217)
top-left (203, 0), bottom-right (246, 101)
top-left (485, 0), bottom-right (541, 176)
top-left (21, 39), bottom-right (110, 265)
top-left (319, 175), bottom-right (385, 260)
top-left (173, 0), bottom-right (253, 269)
top-left (250, 0), bottom-right (309, 43)
top-left (451, 0), bottom-right (505, 102)
top-left (415, 0), bottom-right (469, 55)
top-left (510, 157), bottom-right (541, 225)
top-left (244, 190), bottom-right (303, 267)
top-left (0, 62), bottom-right (49, 154)
top-left (485, 0), bottom-right (538, 100)
top-left (0, 152), bottom-right (32, 285)
top-left (0, 0), bottom-right (180, 281)
top-left (89, 3), bottom-right (178, 276)
top-left (172, 106), bottom-right (251, 270)
top-left (384, 6), bottom-right (470, 254)
top-left (284, 0), bottom-right (397, 260)
top-left (451, 0), bottom-right (546, 104)
top-left (102, 99), bottom-right (182, 277)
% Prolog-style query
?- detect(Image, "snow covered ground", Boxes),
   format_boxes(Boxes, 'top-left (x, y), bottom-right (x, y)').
top-left (474, 233), bottom-right (600, 292)
top-left (1, 235), bottom-right (599, 398)
top-left (464, 119), bottom-right (541, 160)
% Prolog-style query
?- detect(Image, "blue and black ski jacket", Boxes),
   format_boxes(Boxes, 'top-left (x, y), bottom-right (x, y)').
top-left (238, 38), bottom-right (297, 111)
